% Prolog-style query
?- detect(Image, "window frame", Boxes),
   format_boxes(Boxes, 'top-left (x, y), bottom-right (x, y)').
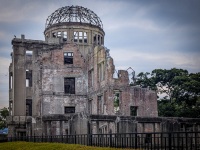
top-left (26, 70), bottom-right (32, 87)
top-left (88, 69), bottom-right (94, 87)
top-left (64, 52), bottom-right (73, 64)
top-left (98, 62), bottom-right (105, 82)
top-left (63, 31), bottom-right (67, 41)
top-left (74, 31), bottom-right (78, 42)
top-left (130, 106), bottom-right (138, 116)
top-left (114, 90), bottom-right (120, 114)
top-left (79, 31), bottom-right (83, 43)
top-left (26, 99), bottom-right (32, 116)
top-left (84, 32), bottom-right (87, 43)
top-left (64, 77), bottom-right (75, 94)
top-left (97, 95), bottom-right (104, 114)
top-left (64, 106), bottom-right (75, 114)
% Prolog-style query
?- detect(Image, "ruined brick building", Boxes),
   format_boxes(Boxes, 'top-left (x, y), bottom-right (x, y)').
top-left (7, 6), bottom-right (200, 137)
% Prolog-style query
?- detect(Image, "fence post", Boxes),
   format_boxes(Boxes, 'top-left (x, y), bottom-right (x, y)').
top-left (161, 132), bottom-right (163, 149)
top-left (185, 132), bottom-right (188, 149)
top-left (75, 135), bottom-right (76, 144)
top-left (42, 133), bottom-right (43, 142)
top-left (109, 130), bottom-right (112, 147)
top-left (26, 134), bottom-right (28, 142)
top-left (90, 134), bottom-right (93, 146)
top-left (168, 132), bottom-right (171, 150)
top-left (33, 133), bottom-right (35, 142)
top-left (135, 133), bottom-right (138, 149)
top-left (177, 132), bottom-right (179, 149)
top-left (195, 132), bottom-right (197, 150)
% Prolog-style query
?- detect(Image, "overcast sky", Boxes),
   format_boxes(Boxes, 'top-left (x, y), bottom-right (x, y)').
top-left (0, 0), bottom-right (200, 108)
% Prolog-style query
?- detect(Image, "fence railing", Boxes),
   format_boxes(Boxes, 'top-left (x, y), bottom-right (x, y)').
top-left (0, 134), bottom-right (7, 143)
top-left (7, 132), bottom-right (200, 149)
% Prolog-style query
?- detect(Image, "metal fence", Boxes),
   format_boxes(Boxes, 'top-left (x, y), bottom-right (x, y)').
top-left (0, 134), bottom-right (7, 143)
top-left (7, 132), bottom-right (200, 150)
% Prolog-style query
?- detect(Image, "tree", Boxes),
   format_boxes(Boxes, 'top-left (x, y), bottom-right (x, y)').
top-left (134, 68), bottom-right (200, 118)
top-left (0, 107), bottom-right (9, 129)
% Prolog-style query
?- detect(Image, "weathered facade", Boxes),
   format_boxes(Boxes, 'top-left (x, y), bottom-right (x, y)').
top-left (8, 5), bottom-right (199, 138)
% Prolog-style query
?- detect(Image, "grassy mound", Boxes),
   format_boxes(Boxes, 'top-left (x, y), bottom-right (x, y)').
top-left (0, 142), bottom-right (137, 150)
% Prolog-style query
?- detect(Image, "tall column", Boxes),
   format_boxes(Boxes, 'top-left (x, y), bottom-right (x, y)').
top-left (44, 121), bottom-right (47, 136)
top-left (90, 30), bottom-right (93, 45)
top-left (70, 28), bottom-right (74, 43)
top-left (87, 120), bottom-right (91, 134)
top-left (68, 120), bottom-right (71, 135)
top-left (47, 121), bottom-right (51, 136)
top-left (60, 121), bottom-right (63, 135)
top-left (99, 35), bottom-right (101, 45)
top-left (108, 122), bottom-right (110, 134)
top-left (13, 45), bottom-right (26, 116)
top-left (96, 121), bottom-right (99, 134)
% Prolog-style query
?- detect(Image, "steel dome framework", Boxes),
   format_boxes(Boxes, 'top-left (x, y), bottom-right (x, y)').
top-left (45, 5), bottom-right (103, 29)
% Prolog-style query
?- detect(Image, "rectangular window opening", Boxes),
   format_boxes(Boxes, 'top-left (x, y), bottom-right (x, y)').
top-left (98, 62), bottom-right (104, 82)
top-left (74, 32), bottom-right (78, 42)
top-left (88, 69), bottom-right (94, 87)
top-left (26, 50), bottom-right (33, 56)
top-left (93, 34), bottom-right (97, 43)
top-left (88, 99), bottom-right (92, 114)
top-left (84, 32), bottom-right (87, 43)
top-left (98, 35), bottom-right (100, 45)
top-left (63, 31), bottom-right (67, 41)
top-left (64, 52), bottom-right (73, 64)
top-left (114, 91), bottom-right (120, 114)
top-left (57, 31), bottom-right (62, 37)
top-left (130, 106), bottom-right (138, 116)
top-left (79, 32), bottom-right (83, 43)
top-left (26, 70), bottom-right (32, 87)
top-left (97, 96), bottom-right (103, 114)
top-left (52, 32), bottom-right (56, 38)
top-left (10, 72), bottom-right (13, 89)
top-left (26, 79), bottom-right (29, 87)
top-left (26, 99), bottom-right (32, 116)
top-left (64, 106), bottom-right (75, 113)
top-left (64, 77), bottom-right (75, 94)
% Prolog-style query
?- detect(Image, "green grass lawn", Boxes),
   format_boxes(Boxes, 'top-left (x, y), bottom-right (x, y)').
top-left (0, 142), bottom-right (138, 150)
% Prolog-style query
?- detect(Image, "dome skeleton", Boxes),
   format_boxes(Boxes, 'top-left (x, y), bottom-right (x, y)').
top-left (45, 5), bottom-right (103, 29)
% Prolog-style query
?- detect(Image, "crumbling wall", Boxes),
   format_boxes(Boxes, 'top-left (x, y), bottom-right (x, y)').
top-left (40, 44), bottom-right (88, 116)
top-left (70, 114), bottom-right (88, 134)
top-left (129, 87), bottom-right (158, 117)
top-left (87, 45), bottom-right (157, 118)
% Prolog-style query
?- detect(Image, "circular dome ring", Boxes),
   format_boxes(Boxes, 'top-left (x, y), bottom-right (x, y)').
top-left (45, 5), bottom-right (103, 29)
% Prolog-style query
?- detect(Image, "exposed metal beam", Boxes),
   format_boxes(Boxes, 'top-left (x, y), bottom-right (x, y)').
top-left (45, 5), bottom-right (103, 29)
